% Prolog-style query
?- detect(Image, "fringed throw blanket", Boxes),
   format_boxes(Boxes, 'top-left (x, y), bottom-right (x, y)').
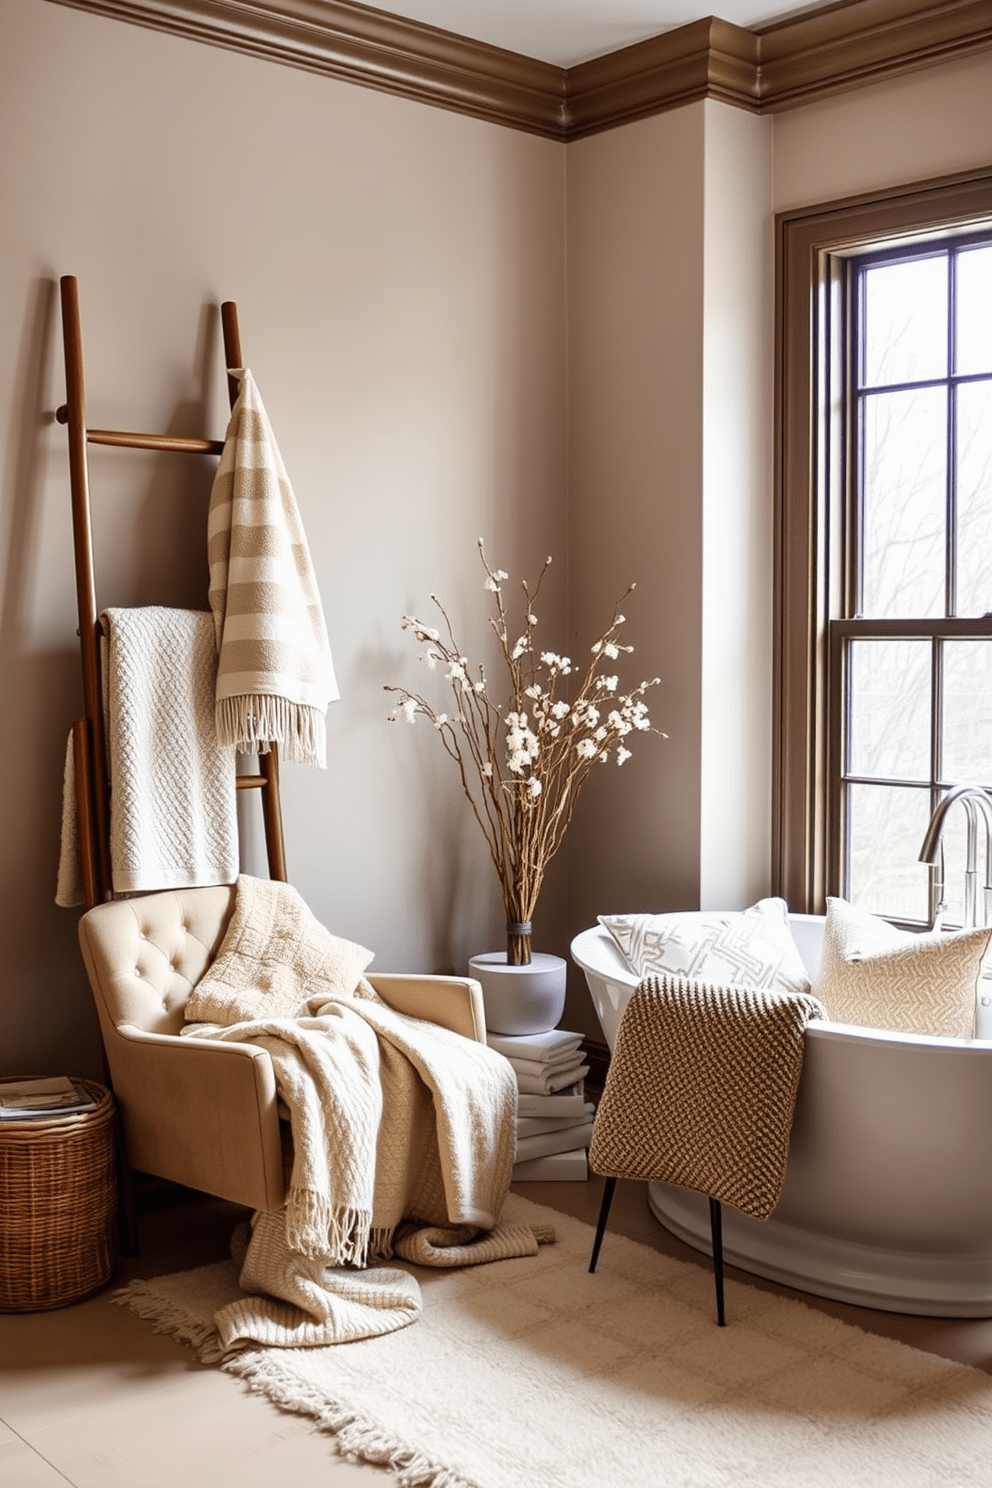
top-left (56, 607), bottom-right (239, 904)
top-left (208, 369), bottom-right (338, 768)
top-left (590, 974), bottom-right (825, 1221)
top-left (182, 876), bottom-right (552, 1354)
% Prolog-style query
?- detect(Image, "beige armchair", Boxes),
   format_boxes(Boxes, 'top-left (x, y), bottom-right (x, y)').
top-left (78, 886), bottom-right (487, 1213)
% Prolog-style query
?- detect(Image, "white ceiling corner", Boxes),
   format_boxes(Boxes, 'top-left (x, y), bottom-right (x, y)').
top-left (373, 0), bottom-right (811, 68)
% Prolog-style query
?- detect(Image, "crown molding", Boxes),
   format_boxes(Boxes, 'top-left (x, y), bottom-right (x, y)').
top-left (754, 0), bottom-right (992, 111)
top-left (564, 18), bottom-right (761, 140)
top-left (47, 0), bottom-right (567, 138)
top-left (47, 0), bottom-right (992, 140)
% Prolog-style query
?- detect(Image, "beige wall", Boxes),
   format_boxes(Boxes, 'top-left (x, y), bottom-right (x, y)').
top-left (0, 0), bottom-right (567, 1074)
top-left (1, 0), bottom-right (991, 1070)
top-left (699, 103), bottom-right (773, 911)
top-left (565, 104), bottom-right (707, 970)
top-left (772, 52), bottom-right (992, 212)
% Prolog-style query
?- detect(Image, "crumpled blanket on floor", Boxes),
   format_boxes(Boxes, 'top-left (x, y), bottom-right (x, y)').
top-left (182, 876), bottom-right (553, 1354)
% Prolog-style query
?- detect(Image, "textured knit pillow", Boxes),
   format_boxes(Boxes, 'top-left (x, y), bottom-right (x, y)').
top-left (814, 897), bottom-right (991, 1040)
top-left (185, 875), bottom-right (374, 1026)
top-left (598, 898), bottom-right (811, 996)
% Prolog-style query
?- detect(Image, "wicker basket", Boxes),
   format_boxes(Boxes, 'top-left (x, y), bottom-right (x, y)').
top-left (0, 1077), bottom-right (117, 1312)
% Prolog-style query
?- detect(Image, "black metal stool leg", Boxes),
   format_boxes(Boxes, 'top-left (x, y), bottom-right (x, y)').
top-left (588, 1175), bottom-right (617, 1273)
top-left (709, 1196), bottom-right (726, 1326)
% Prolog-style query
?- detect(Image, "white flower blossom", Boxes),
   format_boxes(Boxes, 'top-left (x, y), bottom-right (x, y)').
top-left (482, 761), bottom-right (493, 777)
top-left (389, 698), bottom-right (418, 723)
top-left (525, 684), bottom-right (543, 700)
top-left (528, 613), bottom-right (538, 625)
top-left (422, 649), bottom-right (440, 670)
top-left (575, 738), bottom-right (598, 760)
top-left (527, 777), bottom-right (543, 798)
top-left (511, 637), bottom-right (528, 660)
top-left (616, 746), bottom-right (632, 766)
top-left (484, 569), bottom-right (509, 592)
top-left (434, 713), bottom-right (448, 728)
top-left (596, 675), bottom-right (619, 693)
top-left (402, 617), bottom-right (440, 643)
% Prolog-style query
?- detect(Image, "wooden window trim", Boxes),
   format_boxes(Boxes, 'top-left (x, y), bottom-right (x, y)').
top-left (773, 165), bottom-right (992, 912)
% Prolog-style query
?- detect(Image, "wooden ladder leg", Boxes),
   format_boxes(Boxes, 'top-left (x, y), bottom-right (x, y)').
top-left (60, 277), bottom-right (111, 903)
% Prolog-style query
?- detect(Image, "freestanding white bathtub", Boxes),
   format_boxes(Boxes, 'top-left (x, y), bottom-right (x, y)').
top-left (572, 915), bottom-right (992, 1317)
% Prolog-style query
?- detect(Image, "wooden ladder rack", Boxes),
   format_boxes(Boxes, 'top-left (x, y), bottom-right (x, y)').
top-left (57, 274), bottom-right (287, 908)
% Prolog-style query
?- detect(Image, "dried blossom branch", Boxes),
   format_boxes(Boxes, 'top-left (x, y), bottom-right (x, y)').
top-left (386, 540), bottom-right (665, 963)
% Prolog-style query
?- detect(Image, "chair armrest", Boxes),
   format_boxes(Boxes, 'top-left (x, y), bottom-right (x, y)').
top-left (108, 1025), bottom-right (286, 1211)
top-left (366, 975), bottom-right (486, 1044)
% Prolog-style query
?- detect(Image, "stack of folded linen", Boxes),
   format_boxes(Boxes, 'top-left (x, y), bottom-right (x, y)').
top-left (487, 1029), bottom-right (594, 1181)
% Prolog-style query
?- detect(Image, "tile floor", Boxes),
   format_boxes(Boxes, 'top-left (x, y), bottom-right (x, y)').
top-left (2, 1178), bottom-right (991, 1487)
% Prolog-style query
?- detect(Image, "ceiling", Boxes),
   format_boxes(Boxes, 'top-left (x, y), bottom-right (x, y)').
top-left (369, 0), bottom-right (814, 68)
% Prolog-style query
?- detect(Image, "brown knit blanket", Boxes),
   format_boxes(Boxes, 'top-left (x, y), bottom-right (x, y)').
top-left (590, 974), bottom-right (825, 1220)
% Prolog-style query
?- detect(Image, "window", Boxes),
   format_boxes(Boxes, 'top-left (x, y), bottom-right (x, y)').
top-left (835, 235), bottom-right (992, 926)
top-left (775, 169), bottom-right (992, 925)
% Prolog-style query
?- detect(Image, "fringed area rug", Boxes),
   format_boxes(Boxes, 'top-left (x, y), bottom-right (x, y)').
top-left (117, 1192), bottom-right (992, 1488)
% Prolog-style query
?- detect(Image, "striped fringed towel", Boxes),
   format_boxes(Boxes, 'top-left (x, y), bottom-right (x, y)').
top-left (590, 975), bottom-right (825, 1220)
top-left (208, 368), bottom-right (338, 768)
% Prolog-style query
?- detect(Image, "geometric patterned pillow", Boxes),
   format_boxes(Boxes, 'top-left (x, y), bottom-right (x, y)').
top-left (598, 898), bottom-right (811, 996)
top-left (813, 897), bottom-right (991, 1040)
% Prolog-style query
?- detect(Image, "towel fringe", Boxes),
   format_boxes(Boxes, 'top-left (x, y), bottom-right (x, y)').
top-left (216, 693), bottom-right (327, 769)
top-left (286, 1186), bottom-right (372, 1266)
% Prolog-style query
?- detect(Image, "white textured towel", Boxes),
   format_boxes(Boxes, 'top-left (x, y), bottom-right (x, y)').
top-left (56, 608), bottom-right (239, 902)
top-left (514, 1062), bottom-right (590, 1095)
top-left (104, 608), bottom-right (239, 894)
top-left (486, 1029), bottom-right (585, 1063)
top-left (208, 369), bottom-right (338, 768)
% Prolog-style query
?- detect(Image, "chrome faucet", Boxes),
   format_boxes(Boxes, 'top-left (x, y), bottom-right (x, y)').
top-left (918, 784), bottom-right (992, 930)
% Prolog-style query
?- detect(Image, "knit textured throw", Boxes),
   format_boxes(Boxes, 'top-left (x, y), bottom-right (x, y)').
top-left (208, 369), bottom-right (338, 767)
top-left (590, 974), bottom-right (825, 1221)
top-left (182, 877), bottom-right (550, 1352)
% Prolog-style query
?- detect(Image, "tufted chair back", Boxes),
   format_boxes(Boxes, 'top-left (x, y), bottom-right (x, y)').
top-left (80, 885), bottom-right (235, 1038)
top-left (78, 885), bottom-right (287, 1212)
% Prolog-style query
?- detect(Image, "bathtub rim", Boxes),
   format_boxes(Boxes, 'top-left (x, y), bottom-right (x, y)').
top-left (570, 920), bottom-right (992, 1053)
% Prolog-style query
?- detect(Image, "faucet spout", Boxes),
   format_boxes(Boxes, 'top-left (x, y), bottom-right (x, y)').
top-left (918, 784), bottom-right (992, 929)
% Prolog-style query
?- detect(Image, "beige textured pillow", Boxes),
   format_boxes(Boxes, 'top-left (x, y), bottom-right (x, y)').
top-left (814, 898), bottom-right (991, 1040)
top-left (598, 898), bottom-right (811, 996)
top-left (185, 875), bottom-right (374, 1026)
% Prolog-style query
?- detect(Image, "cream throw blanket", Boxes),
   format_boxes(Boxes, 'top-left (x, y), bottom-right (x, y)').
top-left (183, 877), bottom-right (551, 1353)
top-left (207, 369), bottom-right (338, 768)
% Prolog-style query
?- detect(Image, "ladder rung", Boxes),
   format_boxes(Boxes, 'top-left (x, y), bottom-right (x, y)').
top-left (235, 774), bottom-right (267, 790)
top-left (55, 407), bottom-right (224, 455)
